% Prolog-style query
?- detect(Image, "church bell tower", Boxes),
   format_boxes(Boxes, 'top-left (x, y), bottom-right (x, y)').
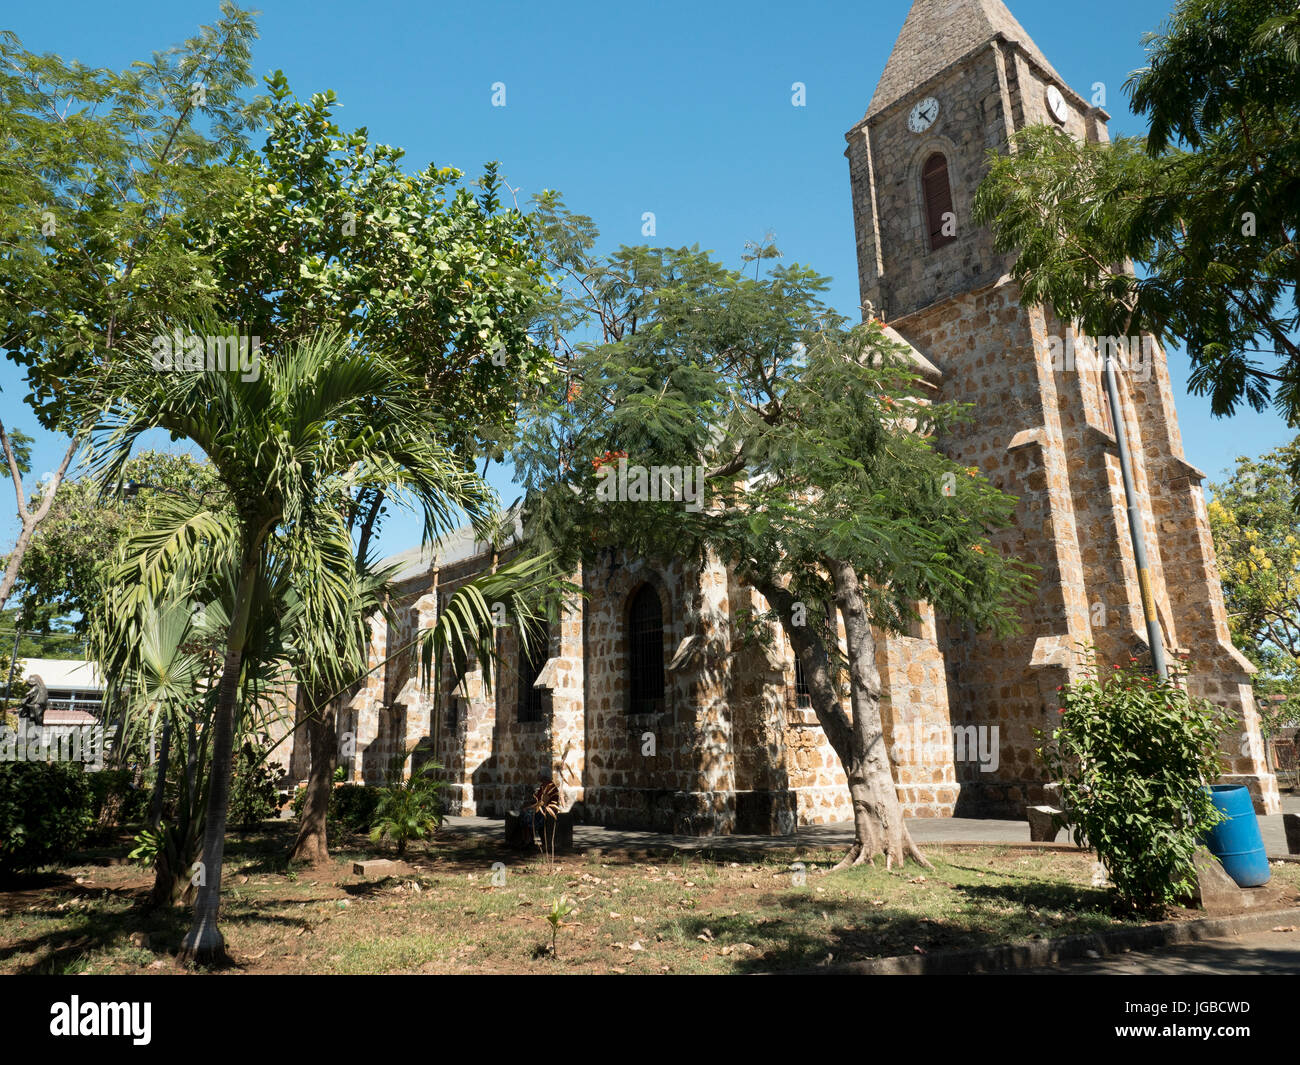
top-left (847, 0), bottom-right (1280, 815)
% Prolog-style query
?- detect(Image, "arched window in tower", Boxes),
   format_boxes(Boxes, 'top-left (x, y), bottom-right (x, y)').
top-left (627, 584), bottom-right (665, 715)
top-left (922, 153), bottom-right (956, 251)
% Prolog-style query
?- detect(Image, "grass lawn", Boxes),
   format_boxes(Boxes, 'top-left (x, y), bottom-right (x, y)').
top-left (3, 822), bottom-right (1298, 974)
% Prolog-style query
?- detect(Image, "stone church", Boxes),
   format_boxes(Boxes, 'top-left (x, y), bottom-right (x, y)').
top-left (278, 0), bottom-right (1280, 832)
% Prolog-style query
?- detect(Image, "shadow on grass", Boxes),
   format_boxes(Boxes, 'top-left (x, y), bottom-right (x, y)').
top-left (668, 871), bottom-right (1126, 973)
top-left (0, 892), bottom-right (189, 974)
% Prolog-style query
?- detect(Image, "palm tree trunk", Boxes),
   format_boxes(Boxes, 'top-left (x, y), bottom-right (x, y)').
top-left (145, 712), bottom-right (175, 909)
top-left (179, 560), bottom-right (257, 965)
top-left (148, 712), bottom-right (171, 832)
top-left (290, 687), bottom-right (337, 865)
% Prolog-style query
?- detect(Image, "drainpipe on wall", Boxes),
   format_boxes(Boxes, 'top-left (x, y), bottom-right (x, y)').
top-left (430, 565), bottom-right (441, 770)
top-left (1104, 352), bottom-right (1169, 681)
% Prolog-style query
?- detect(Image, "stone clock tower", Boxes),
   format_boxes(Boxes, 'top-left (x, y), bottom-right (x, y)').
top-left (847, 0), bottom-right (1280, 814)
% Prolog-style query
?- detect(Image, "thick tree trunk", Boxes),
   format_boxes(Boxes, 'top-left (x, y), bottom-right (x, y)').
top-left (830, 561), bottom-right (930, 870)
top-left (179, 561), bottom-right (256, 966)
top-left (145, 713), bottom-right (174, 909)
top-left (752, 569), bottom-right (928, 870)
top-left (290, 689), bottom-right (337, 865)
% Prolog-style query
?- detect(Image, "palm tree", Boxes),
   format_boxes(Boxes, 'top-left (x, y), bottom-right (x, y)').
top-left (93, 505), bottom-right (328, 906)
top-left (84, 328), bottom-right (494, 963)
top-left (289, 537), bottom-right (562, 864)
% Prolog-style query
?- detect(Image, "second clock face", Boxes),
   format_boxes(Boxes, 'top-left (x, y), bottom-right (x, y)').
top-left (1046, 85), bottom-right (1069, 123)
top-left (909, 96), bottom-right (940, 133)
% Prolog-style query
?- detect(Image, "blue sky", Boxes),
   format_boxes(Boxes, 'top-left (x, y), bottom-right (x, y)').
top-left (1, 0), bottom-right (1294, 563)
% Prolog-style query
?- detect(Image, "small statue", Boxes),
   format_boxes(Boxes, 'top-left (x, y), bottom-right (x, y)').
top-left (17, 674), bottom-right (48, 727)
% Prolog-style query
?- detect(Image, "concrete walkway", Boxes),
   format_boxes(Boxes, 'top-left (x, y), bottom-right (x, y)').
top-left (1020, 928), bottom-right (1300, 974)
top-left (442, 793), bottom-right (1300, 856)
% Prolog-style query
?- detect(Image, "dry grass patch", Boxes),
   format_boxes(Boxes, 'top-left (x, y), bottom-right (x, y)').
top-left (3, 823), bottom-right (1297, 974)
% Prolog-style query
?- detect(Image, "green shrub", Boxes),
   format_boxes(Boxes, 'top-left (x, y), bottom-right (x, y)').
top-left (230, 741), bottom-right (279, 833)
top-left (0, 761), bottom-right (94, 874)
top-left (1039, 657), bottom-right (1228, 915)
top-left (369, 762), bottom-right (444, 856)
top-left (334, 784), bottom-right (381, 833)
top-left (89, 769), bottom-right (151, 828)
top-left (292, 782), bottom-right (381, 836)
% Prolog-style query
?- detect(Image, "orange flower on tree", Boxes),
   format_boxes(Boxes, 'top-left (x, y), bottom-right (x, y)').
top-left (591, 449), bottom-right (627, 471)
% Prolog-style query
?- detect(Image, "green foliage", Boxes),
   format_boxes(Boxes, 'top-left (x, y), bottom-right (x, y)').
top-left (195, 72), bottom-right (548, 462)
top-left (1039, 658), bottom-right (1229, 915)
top-left (128, 827), bottom-right (163, 869)
top-left (975, 0), bottom-right (1300, 437)
top-left (6, 452), bottom-right (225, 634)
top-left (334, 784), bottom-right (382, 834)
top-left (368, 762), bottom-right (444, 856)
top-left (546, 895), bottom-right (574, 958)
top-left (0, 6), bottom-right (266, 431)
top-left (0, 761), bottom-right (93, 874)
top-left (1207, 440), bottom-right (1300, 728)
top-left (88, 768), bottom-right (151, 828)
top-left (230, 740), bottom-right (279, 833)
top-left (516, 195), bottom-right (1033, 643)
top-left (292, 781), bottom-right (381, 835)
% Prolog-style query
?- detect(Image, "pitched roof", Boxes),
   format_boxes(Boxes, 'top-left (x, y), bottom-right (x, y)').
top-left (380, 508), bottom-right (523, 585)
top-left (864, 0), bottom-right (1065, 119)
top-left (18, 658), bottom-right (103, 691)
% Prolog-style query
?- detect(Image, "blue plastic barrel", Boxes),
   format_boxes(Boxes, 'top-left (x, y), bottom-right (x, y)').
top-left (1203, 785), bottom-right (1271, 888)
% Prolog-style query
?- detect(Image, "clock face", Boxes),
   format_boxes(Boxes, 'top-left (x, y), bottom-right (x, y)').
top-left (908, 96), bottom-right (940, 133)
top-left (1046, 85), bottom-right (1069, 124)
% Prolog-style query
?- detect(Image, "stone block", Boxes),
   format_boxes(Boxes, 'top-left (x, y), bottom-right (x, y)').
top-left (1189, 849), bottom-right (1256, 913)
top-left (1025, 805), bottom-right (1062, 842)
top-left (353, 859), bottom-right (414, 878)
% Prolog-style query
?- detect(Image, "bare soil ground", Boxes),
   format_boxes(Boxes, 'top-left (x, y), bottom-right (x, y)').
top-left (2, 822), bottom-right (1296, 974)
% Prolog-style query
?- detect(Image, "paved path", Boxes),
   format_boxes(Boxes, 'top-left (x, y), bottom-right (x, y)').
top-left (1021, 928), bottom-right (1300, 974)
top-left (443, 793), bottom-right (1299, 855)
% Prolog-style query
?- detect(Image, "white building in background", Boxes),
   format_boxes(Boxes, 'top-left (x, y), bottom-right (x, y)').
top-left (18, 658), bottom-right (104, 724)
top-left (2, 658), bottom-right (106, 768)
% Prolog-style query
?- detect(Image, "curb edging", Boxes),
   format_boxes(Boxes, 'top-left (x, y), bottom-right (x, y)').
top-left (793, 905), bottom-right (1300, 975)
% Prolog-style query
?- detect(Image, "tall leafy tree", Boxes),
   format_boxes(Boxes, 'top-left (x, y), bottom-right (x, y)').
top-left (516, 200), bottom-right (1033, 867)
top-left (83, 328), bottom-right (493, 963)
top-left (187, 75), bottom-right (552, 862)
top-left (0, 4), bottom-right (265, 611)
top-left (195, 72), bottom-right (547, 469)
top-left (973, 0), bottom-right (1299, 457)
top-left (1208, 440), bottom-right (1300, 733)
